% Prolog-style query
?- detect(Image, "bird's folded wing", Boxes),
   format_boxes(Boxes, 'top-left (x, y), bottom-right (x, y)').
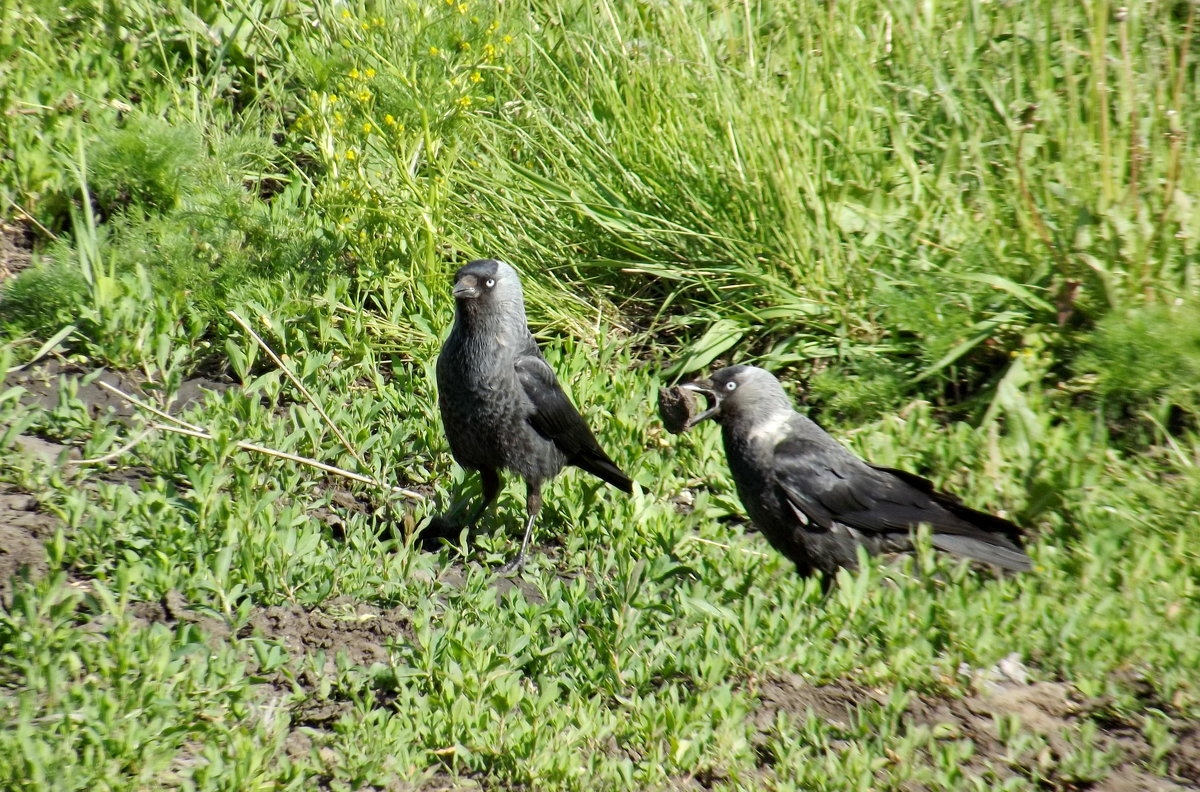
top-left (772, 436), bottom-right (874, 531)
top-left (513, 349), bottom-right (599, 455)
top-left (867, 463), bottom-right (1025, 546)
top-left (772, 437), bottom-right (1011, 542)
top-left (514, 348), bottom-right (633, 491)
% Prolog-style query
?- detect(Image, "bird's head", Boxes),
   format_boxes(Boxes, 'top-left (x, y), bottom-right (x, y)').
top-left (450, 259), bottom-right (524, 307)
top-left (679, 365), bottom-right (793, 428)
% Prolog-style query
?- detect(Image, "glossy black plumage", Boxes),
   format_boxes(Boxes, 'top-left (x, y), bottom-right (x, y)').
top-left (682, 365), bottom-right (1032, 581)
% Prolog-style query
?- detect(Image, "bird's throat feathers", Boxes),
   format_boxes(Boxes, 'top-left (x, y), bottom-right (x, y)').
top-left (455, 294), bottom-right (529, 334)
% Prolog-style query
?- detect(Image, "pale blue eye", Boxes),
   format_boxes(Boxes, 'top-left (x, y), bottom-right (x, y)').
top-left (725, 381), bottom-right (737, 391)
top-left (485, 278), bottom-right (496, 288)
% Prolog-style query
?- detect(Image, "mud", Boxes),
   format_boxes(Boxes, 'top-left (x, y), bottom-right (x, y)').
top-left (658, 385), bottom-right (699, 435)
top-left (752, 673), bottom-right (871, 732)
top-left (0, 483), bottom-right (61, 604)
top-left (6, 358), bottom-right (229, 419)
top-left (752, 668), bottom-right (1200, 790)
top-left (242, 598), bottom-right (414, 671)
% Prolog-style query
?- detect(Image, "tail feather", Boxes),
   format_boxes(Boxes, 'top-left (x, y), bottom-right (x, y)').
top-left (931, 533), bottom-right (1032, 571)
top-left (573, 450), bottom-right (634, 492)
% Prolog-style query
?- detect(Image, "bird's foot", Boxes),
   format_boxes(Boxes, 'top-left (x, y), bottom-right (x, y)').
top-left (497, 552), bottom-right (527, 576)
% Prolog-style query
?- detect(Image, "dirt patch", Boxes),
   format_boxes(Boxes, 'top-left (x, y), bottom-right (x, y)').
top-left (752, 673), bottom-right (870, 732)
top-left (0, 222), bottom-right (34, 283)
top-left (239, 597), bottom-right (414, 671)
top-left (128, 592), bottom-right (413, 679)
top-left (6, 359), bottom-right (230, 419)
top-left (431, 561), bottom-right (549, 606)
top-left (1169, 724), bottom-right (1200, 786)
top-left (752, 666), bottom-right (1199, 790)
top-left (0, 483), bottom-right (63, 604)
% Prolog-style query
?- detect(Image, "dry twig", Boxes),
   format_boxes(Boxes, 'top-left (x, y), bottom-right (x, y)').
top-left (94, 379), bottom-right (424, 501)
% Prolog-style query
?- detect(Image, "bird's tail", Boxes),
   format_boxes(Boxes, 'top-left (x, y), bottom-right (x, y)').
top-left (931, 534), bottom-right (1032, 572)
top-left (574, 451), bottom-right (634, 493)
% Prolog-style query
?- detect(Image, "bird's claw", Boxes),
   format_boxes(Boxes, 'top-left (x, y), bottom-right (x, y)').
top-left (497, 553), bottom-right (527, 576)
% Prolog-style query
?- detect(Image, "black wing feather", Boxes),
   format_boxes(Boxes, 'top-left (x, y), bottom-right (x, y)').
top-left (514, 345), bottom-right (632, 492)
top-left (868, 464), bottom-right (1025, 547)
top-left (772, 436), bottom-right (1029, 569)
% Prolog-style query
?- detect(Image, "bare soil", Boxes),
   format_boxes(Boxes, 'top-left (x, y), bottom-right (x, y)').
top-left (6, 358), bottom-right (229, 418)
top-left (0, 222), bottom-right (34, 283)
top-left (0, 482), bottom-right (61, 604)
top-left (752, 671), bottom-right (1200, 790)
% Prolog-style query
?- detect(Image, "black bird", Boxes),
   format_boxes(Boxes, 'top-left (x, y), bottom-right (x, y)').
top-left (680, 365), bottom-right (1032, 581)
top-left (434, 259), bottom-right (633, 571)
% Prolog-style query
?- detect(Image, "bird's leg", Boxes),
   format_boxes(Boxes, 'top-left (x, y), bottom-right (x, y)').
top-left (499, 482), bottom-right (541, 575)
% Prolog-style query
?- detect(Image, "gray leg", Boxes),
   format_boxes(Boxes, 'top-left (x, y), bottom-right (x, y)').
top-left (499, 481), bottom-right (541, 575)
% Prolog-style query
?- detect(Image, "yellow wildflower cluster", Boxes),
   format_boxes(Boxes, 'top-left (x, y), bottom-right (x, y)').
top-left (301, 0), bottom-right (517, 185)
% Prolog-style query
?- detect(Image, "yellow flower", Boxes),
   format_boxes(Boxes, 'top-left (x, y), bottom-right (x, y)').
top-left (349, 68), bottom-right (360, 79)
top-left (469, 71), bottom-right (482, 83)
top-left (457, 40), bottom-right (471, 51)
top-left (429, 46), bottom-right (440, 56)
top-left (341, 8), bottom-right (351, 18)
top-left (457, 3), bottom-right (468, 14)
top-left (329, 93), bottom-right (339, 102)
top-left (503, 35), bottom-right (513, 43)
top-left (357, 89), bottom-right (372, 101)
top-left (373, 17), bottom-right (385, 27)
top-left (457, 95), bottom-right (473, 108)
top-left (362, 122), bottom-right (373, 133)
top-left (365, 67), bottom-right (376, 78)
top-left (483, 43), bottom-right (496, 61)
top-left (345, 149), bottom-right (357, 161)
top-left (384, 114), bottom-right (396, 126)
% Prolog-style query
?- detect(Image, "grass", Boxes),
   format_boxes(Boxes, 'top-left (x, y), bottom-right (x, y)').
top-left (1, 0), bottom-right (1199, 789)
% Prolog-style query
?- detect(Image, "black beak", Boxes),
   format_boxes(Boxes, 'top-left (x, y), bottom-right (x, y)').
top-left (679, 378), bottom-right (721, 428)
top-left (452, 276), bottom-right (480, 299)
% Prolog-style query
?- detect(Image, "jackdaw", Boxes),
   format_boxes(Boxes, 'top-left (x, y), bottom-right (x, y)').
top-left (434, 259), bottom-right (633, 571)
top-left (679, 365), bottom-right (1032, 581)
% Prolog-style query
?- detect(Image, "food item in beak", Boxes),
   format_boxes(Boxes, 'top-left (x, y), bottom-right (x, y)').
top-left (657, 385), bottom-right (699, 435)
